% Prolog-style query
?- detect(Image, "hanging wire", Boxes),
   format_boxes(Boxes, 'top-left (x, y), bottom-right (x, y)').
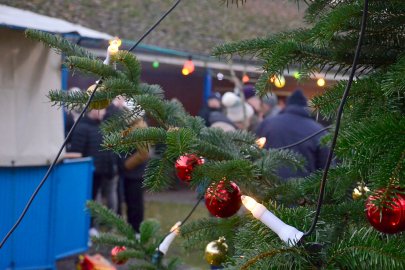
top-left (277, 125), bottom-right (332, 150)
top-left (156, 195), bottom-right (204, 253)
top-left (303, 0), bottom-right (369, 238)
top-left (0, 0), bottom-right (182, 249)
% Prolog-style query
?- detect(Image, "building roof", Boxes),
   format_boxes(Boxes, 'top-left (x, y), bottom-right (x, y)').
top-left (0, 4), bottom-right (112, 40)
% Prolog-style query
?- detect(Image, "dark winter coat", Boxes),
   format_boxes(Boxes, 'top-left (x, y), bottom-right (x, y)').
top-left (256, 105), bottom-right (329, 180)
top-left (208, 111), bottom-right (237, 129)
top-left (69, 116), bottom-right (117, 178)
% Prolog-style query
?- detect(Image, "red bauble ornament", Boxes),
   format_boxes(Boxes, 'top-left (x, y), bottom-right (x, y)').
top-left (366, 190), bottom-right (405, 234)
top-left (111, 246), bottom-right (128, 265)
top-left (205, 181), bottom-right (242, 218)
top-left (175, 154), bottom-right (204, 182)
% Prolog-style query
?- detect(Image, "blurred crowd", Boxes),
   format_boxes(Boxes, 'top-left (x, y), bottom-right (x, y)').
top-left (63, 85), bottom-right (329, 239)
top-left (199, 86), bottom-right (329, 180)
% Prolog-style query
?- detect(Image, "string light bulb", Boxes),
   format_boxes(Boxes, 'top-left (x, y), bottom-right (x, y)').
top-left (152, 60), bottom-right (160, 69)
top-left (217, 72), bottom-right (224, 80)
top-left (182, 57), bottom-right (195, 76)
top-left (241, 195), bottom-right (303, 246)
top-left (103, 37), bottom-right (122, 65)
top-left (274, 75), bottom-right (286, 88)
top-left (317, 78), bottom-right (326, 87)
top-left (293, 71), bottom-right (301, 79)
top-left (255, 137), bottom-right (266, 149)
top-left (242, 74), bottom-right (250, 83)
top-left (152, 221), bottom-right (181, 266)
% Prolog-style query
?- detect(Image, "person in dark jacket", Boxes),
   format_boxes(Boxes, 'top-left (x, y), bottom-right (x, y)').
top-left (209, 110), bottom-right (237, 132)
top-left (199, 92), bottom-right (222, 127)
top-left (256, 90), bottom-right (329, 180)
top-left (104, 97), bottom-right (127, 215)
top-left (68, 109), bottom-right (118, 211)
top-left (122, 118), bottom-right (150, 233)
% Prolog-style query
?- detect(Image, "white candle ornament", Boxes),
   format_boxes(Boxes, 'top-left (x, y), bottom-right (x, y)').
top-left (103, 37), bottom-right (122, 65)
top-left (241, 195), bottom-right (303, 246)
top-left (158, 221), bottom-right (181, 254)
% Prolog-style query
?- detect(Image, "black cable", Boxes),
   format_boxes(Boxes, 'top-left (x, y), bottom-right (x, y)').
top-left (128, 0), bottom-right (181, 52)
top-left (0, 0), bottom-right (182, 249)
top-left (303, 0), bottom-right (369, 237)
top-left (277, 125), bottom-right (332, 150)
top-left (156, 195), bottom-right (204, 252)
top-left (180, 195), bottom-right (204, 226)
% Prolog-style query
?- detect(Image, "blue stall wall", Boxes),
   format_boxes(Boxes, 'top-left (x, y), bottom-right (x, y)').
top-left (0, 158), bottom-right (93, 270)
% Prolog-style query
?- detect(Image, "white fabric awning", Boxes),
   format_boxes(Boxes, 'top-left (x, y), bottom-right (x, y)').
top-left (0, 4), bottom-right (112, 40)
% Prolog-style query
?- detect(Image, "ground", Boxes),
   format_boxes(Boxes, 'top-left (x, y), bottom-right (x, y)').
top-left (56, 189), bottom-right (208, 270)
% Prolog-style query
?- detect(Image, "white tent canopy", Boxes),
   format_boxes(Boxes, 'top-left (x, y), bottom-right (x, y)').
top-left (0, 5), bottom-right (112, 166)
top-left (0, 5), bottom-right (112, 40)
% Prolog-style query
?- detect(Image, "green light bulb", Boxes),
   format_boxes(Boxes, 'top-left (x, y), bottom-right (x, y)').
top-left (152, 60), bottom-right (160, 69)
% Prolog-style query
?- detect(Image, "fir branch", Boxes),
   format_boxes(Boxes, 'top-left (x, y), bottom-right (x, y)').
top-left (163, 99), bottom-right (193, 128)
top-left (143, 157), bottom-right (175, 191)
top-left (254, 72), bottom-right (273, 97)
top-left (308, 2), bottom-right (361, 42)
top-left (139, 219), bottom-right (161, 246)
top-left (336, 114), bottom-right (405, 186)
top-left (115, 249), bottom-right (146, 261)
top-left (48, 89), bottom-right (89, 109)
top-left (180, 216), bottom-right (242, 250)
top-left (327, 227), bottom-right (405, 269)
top-left (198, 128), bottom-right (249, 159)
top-left (320, 201), bottom-right (367, 226)
top-left (212, 31), bottom-right (302, 58)
top-left (257, 149), bottom-right (305, 185)
top-left (310, 74), bottom-right (400, 120)
top-left (112, 50), bottom-right (141, 84)
top-left (102, 78), bottom-right (139, 97)
top-left (25, 29), bottom-right (95, 59)
top-left (101, 108), bottom-right (145, 135)
top-left (226, 129), bottom-right (256, 146)
top-left (192, 140), bottom-right (236, 161)
top-left (381, 54), bottom-right (405, 96)
top-left (103, 127), bottom-right (167, 154)
top-left (240, 248), bottom-right (305, 270)
top-left (296, 166), bottom-right (359, 204)
top-left (87, 201), bottom-right (135, 240)
top-left (134, 95), bottom-right (169, 127)
top-left (92, 232), bottom-right (138, 248)
top-left (139, 83), bottom-right (165, 98)
top-left (65, 56), bottom-right (123, 78)
top-left (182, 116), bottom-right (206, 134)
top-left (192, 159), bottom-right (257, 185)
top-left (167, 258), bottom-right (181, 270)
top-left (165, 128), bottom-right (196, 161)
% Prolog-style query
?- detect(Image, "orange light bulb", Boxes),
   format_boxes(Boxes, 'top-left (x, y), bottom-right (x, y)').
top-left (183, 59), bottom-right (195, 74)
top-left (242, 74), bottom-right (250, 83)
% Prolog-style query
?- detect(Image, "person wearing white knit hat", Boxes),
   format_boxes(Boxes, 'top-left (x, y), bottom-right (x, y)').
top-left (221, 92), bottom-right (254, 130)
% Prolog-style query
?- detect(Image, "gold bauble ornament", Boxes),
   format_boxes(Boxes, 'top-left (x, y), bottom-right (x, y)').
top-left (352, 183), bottom-right (370, 200)
top-left (86, 84), bottom-right (110, 110)
top-left (204, 237), bottom-right (228, 266)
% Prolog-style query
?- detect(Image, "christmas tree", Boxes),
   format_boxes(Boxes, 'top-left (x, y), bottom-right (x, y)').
top-left (24, 0), bottom-right (404, 268)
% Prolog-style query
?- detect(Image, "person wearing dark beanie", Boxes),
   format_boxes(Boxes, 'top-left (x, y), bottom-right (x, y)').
top-left (287, 89), bottom-right (308, 106)
top-left (256, 89), bottom-right (329, 181)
